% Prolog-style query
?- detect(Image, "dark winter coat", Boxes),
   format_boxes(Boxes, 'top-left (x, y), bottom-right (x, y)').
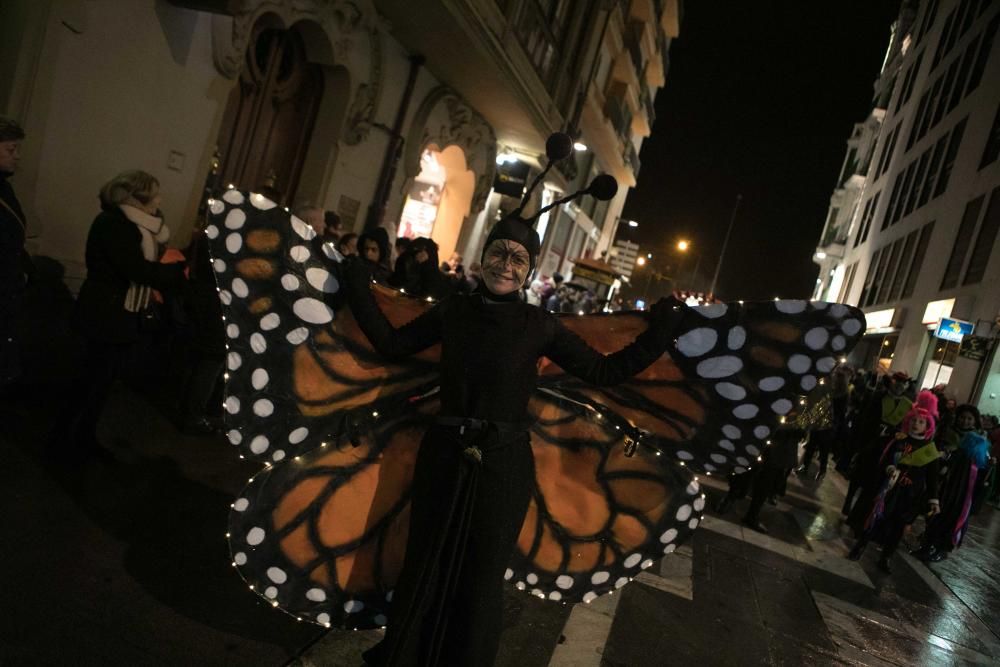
top-left (0, 174), bottom-right (30, 295)
top-left (75, 207), bottom-right (185, 344)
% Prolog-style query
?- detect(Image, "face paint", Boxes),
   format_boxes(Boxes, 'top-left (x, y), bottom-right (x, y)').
top-left (482, 239), bottom-right (530, 295)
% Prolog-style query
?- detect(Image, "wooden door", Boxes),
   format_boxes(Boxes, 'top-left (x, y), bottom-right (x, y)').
top-left (213, 23), bottom-right (324, 204)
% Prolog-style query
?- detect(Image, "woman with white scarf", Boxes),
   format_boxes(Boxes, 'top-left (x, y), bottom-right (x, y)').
top-left (65, 170), bottom-right (185, 461)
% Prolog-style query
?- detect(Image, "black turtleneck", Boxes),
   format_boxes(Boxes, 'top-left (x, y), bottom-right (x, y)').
top-left (344, 269), bottom-right (677, 423)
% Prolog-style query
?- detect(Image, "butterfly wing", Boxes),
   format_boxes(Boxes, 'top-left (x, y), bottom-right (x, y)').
top-left (204, 190), bottom-right (440, 464)
top-left (504, 301), bottom-right (864, 602)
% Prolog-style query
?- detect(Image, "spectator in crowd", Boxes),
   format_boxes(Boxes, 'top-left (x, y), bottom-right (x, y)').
top-left (357, 228), bottom-right (391, 282)
top-left (337, 232), bottom-right (358, 257)
top-left (390, 236), bottom-right (451, 299)
top-left (545, 285), bottom-right (563, 312)
top-left (465, 261), bottom-right (482, 292)
top-left (742, 409), bottom-right (805, 533)
top-left (295, 204), bottom-right (326, 238)
top-left (393, 236), bottom-right (413, 267)
top-left (0, 117), bottom-right (31, 390)
top-left (61, 170), bottom-right (186, 460)
top-left (323, 210), bottom-right (343, 243)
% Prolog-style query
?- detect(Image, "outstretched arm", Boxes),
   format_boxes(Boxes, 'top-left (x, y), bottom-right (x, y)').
top-left (342, 258), bottom-right (443, 359)
top-left (544, 297), bottom-right (686, 387)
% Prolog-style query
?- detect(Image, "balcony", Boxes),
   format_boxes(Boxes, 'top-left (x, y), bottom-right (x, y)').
top-left (604, 94), bottom-right (633, 141)
top-left (624, 141), bottom-right (641, 180)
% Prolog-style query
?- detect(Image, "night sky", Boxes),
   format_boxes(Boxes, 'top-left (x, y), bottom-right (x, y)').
top-left (621, 1), bottom-right (903, 302)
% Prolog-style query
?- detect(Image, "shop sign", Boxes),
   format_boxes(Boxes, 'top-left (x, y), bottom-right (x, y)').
top-left (571, 263), bottom-right (616, 286)
top-left (493, 159), bottom-right (530, 197)
top-left (922, 298), bottom-right (955, 324)
top-left (959, 335), bottom-right (992, 361)
top-left (934, 317), bottom-right (974, 343)
top-left (864, 308), bottom-right (895, 332)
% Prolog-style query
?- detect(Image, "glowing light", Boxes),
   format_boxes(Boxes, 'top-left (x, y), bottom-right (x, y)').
top-left (677, 240), bottom-right (690, 252)
top-left (815, 251), bottom-right (827, 260)
top-left (627, 220), bottom-right (639, 228)
top-left (573, 141), bottom-right (588, 151)
top-left (636, 257), bottom-right (646, 266)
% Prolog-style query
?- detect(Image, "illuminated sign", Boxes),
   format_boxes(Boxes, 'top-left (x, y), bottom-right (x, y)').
top-left (864, 308), bottom-right (895, 332)
top-left (922, 298), bottom-right (955, 324)
top-left (934, 317), bottom-right (974, 343)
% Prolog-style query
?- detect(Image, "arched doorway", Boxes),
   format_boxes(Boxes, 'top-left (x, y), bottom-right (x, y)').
top-left (397, 145), bottom-right (475, 262)
top-left (212, 18), bottom-right (324, 204)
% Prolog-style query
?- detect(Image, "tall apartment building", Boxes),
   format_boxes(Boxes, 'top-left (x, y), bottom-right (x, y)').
top-left (812, 0), bottom-right (1000, 413)
top-left (1, 0), bottom-right (681, 290)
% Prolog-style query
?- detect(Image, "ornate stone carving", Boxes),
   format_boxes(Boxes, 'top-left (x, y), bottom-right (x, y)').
top-left (211, 0), bottom-right (383, 145)
top-left (341, 26), bottom-right (382, 145)
top-left (404, 87), bottom-right (497, 214)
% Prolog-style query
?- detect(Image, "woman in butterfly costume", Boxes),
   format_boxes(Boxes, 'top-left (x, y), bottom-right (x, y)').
top-left (206, 133), bottom-right (866, 667)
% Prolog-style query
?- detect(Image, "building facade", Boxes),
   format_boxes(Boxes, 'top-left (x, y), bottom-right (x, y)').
top-left (811, 0), bottom-right (1000, 415)
top-left (0, 0), bottom-right (680, 292)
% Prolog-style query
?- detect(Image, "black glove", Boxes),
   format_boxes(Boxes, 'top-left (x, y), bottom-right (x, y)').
top-left (648, 295), bottom-right (686, 330)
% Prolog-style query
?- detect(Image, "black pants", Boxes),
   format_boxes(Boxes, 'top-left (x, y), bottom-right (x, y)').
top-left (365, 425), bottom-right (535, 666)
top-left (745, 466), bottom-right (784, 523)
top-left (63, 338), bottom-right (130, 452)
top-left (801, 429), bottom-right (834, 473)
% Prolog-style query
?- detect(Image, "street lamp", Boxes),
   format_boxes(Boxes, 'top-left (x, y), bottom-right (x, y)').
top-left (677, 240), bottom-right (689, 252)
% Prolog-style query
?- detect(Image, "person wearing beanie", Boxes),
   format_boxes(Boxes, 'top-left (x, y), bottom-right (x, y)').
top-left (847, 394), bottom-right (942, 573)
top-left (0, 117), bottom-right (31, 388)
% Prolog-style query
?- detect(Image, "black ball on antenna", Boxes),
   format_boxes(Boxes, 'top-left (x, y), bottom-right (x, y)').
top-left (587, 174), bottom-right (618, 201)
top-left (545, 132), bottom-right (574, 162)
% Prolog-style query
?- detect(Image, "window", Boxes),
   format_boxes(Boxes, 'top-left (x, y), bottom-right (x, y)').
top-left (934, 118), bottom-right (968, 197)
top-left (866, 247), bottom-right (893, 307)
top-left (897, 162), bottom-right (918, 224)
top-left (916, 0), bottom-right (941, 43)
top-left (877, 124), bottom-right (901, 178)
top-left (921, 134), bottom-right (949, 204)
top-left (964, 186), bottom-right (1000, 284)
top-left (860, 190), bottom-right (880, 244)
top-left (948, 34), bottom-right (981, 112)
top-left (933, 59), bottom-right (961, 127)
top-left (966, 14), bottom-right (999, 95)
top-left (981, 101), bottom-right (1000, 168)
top-left (884, 174), bottom-right (903, 230)
top-left (877, 239), bottom-right (904, 303)
top-left (858, 248), bottom-right (882, 307)
top-left (932, 10), bottom-right (956, 68)
top-left (895, 51), bottom-right (925, 113)
top-left (940, 195), bottom-right (984, 289)
top-left (840, 261), bottom-right (859, 303)
top-left (904, 150), bottom-right (931, 217)
top-left (902, 222), bottom-right (935, 298)
top-left (888, 231), bottom-right (918, 301)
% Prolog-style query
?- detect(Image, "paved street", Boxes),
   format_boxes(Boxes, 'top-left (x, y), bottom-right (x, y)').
top-left (3, 291), bottom-right (1000, 666)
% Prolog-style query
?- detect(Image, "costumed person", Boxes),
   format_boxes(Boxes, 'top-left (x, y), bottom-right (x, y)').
top-left (842, 371), bottom-right (913, 520)
top-left (203, 133), bottom-right (866, 667)
top-left (795, 379), bottom-right (835, 480)
top-left (0, 116), bottom-right (31, 390)
top-left (61, 170), bottom-right (185, 458)
top-left (914, 430), bottom-right (990, 562)
top-left (847, 392), bottom-right (941, 573)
